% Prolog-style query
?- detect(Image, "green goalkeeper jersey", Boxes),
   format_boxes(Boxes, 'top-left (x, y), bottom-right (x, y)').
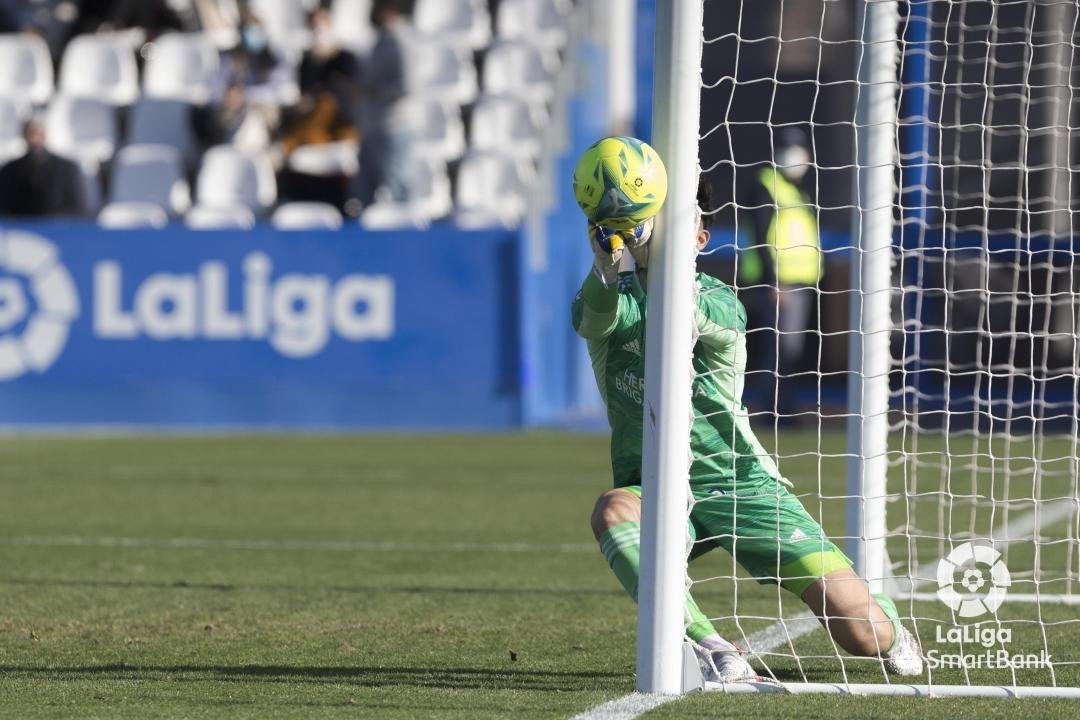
top-left (571, 270), bottom-right (789, 491)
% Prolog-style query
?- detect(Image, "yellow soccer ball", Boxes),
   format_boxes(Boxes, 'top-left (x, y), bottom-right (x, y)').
top-left (572, 136), bottom-right (668, 230)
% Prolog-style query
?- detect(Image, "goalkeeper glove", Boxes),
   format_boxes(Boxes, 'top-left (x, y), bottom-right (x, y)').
top-left (589, 219), bottom-right (655, 285)
top-left (624, 217), bottom-right (655, 270)
top-left (589, 223), bottom-right (623, 285)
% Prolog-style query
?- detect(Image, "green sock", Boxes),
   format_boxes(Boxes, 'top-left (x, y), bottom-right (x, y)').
top-left (873, 592), bottom-right (902, 653)
top-left (598, 521), bottom-right (718, 643)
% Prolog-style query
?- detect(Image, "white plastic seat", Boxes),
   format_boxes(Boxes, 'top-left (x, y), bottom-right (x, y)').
top-left (413, 44), bottom-right (479, 106)
top-left (44, 96), bottom-right (118, 166)
top-left (0, 33), bottom-right (54, 106)
top-left (359, 201), bottom-right (431, 230)
top-left (77, 159), bottom-right (103, 216)
top-left (127, 98), bottom-right (197, 161)
top-left (249, 0), bottom-right (313, 60)
top-left (495, 0), bottom-right (570, 51)
top-left (482, 40), bottom-right (555, 106)
top-left (414, 0), bottom-right (491, 51)
top-left (196, 145), bottom-right (277, 213)
top-left (331, 0), bottom-right (376, 55)
top-left (469, 94), bottom-right (541, 161)
top-left (144, 33), bottom-right (220, 104)
top-left (98, 202), bottom-right (170, 229)
top-left (360, 155), bottom-right (451, 227)
top-left (272, 202), bottom-right (344, 230)
top-left (286, 140), bottom-right (360, 177)
top-left (453, 151), bottom-right (529, 228)
top-left (109, 144), bottom-right (191, 215)
top-left (409, 155), bottom-right (453, 220)
top-left (410, 99), bottom-right (466, 162)
top-left (185, 205), bottom-right (257, 229)
top-left (58, 35), bottom-right (139, 106)
top-left (0, 97), bottom-right (26, 164)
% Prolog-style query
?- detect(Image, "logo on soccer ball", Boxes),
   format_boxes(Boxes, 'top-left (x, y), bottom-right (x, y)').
top-left (936, 541), bottom-right (1011, 618)
top-left (0, 232), bottom-right (80, 382)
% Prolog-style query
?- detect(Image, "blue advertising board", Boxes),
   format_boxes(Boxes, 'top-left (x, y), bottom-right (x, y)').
top-left (0, 225), bottom-right (520, 428)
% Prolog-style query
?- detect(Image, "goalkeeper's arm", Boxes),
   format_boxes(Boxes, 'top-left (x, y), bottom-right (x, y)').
top-left (694, 287), bottom-right (742, 350)
top-left (571, 225), bottom-right (645, 341)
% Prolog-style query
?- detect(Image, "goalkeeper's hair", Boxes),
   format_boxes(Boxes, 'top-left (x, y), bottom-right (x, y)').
top-left (697, 176), bottom-right (716, 229)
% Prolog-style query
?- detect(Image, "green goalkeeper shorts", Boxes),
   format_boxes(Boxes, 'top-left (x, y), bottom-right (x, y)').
top-left (622, 481), bottom-right (852, 597)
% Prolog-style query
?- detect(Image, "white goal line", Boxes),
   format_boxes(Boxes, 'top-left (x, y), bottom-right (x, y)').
top-left (703, 681), bottom-right (1080, 699)
top-left (902, 592), bottom-right (1080, 606)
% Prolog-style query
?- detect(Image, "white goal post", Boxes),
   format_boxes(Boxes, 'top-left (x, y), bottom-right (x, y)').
top-left (637, 0), bottom-right (1080, 699)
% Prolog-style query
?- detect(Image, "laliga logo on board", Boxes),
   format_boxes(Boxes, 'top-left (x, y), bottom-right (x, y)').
top-left (936, 541), bottom-right (1011, 617)
top-left (0, 232), bottom-right (80, 382)
top-left (93, 252), bottom-right (393, 358)
top-left (0, 231), bottom-right (396, 383)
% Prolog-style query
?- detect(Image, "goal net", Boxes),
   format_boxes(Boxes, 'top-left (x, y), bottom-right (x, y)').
top-left (639, 0), bottom-right (1080, 698)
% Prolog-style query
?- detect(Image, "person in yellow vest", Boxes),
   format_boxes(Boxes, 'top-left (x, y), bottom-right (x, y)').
top-left (741, 128), bottom-right (824, 424)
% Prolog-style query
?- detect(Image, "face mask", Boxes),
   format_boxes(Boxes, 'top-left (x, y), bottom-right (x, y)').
top-left (777, 145), bottom-right (810, 183)
top-left (242, 25), bottom-right (267, 53)
top-left (314, 27), bottom-right (336, 49)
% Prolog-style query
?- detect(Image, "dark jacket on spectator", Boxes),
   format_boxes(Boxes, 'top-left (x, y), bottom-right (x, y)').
top-left (0, 148), bottom-right (86, 218)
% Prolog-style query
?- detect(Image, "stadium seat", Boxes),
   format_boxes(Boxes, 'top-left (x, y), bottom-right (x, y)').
top-left (469, 94), bottom-right (541, 161)
top-left (494, 0), bottom-right (570, 51)
top-left (0, 97), bottom-right (26, 164)
top-left (453, 150), bottom-right (530, 228)
top-left (127, 98), bottom-right (198, 162)
top-left (185, 205), bottom-right (257, 230)
top-left (108, 145), bottom-right (191, 216)
top-left (272, 202), bottom-right (344, 230)
top-left (0, 33), bottom-right (55, 106)
top-left (195, 146), bottom-right (277, 213)
top-left (359, 201), bottom-right (431, 230)
top-left (44, 96), bottom-right (118, 166)
top-left (409, 155), bottom-right (454, 220)
top-left (413, 0), bottom-right (492, 51)
top-left (360, 156), bottom-right (452, 228)
top-left (98, 202), bottom-right (170, 229)
top-left (249, 0), bottom-right (314, 60)
top-left (77, 159), bottom-right (103, 216)
top-left (482, 40), bottom-right (556, 106)
top-left (58, 35), bottom-right (140, 106)
top-left (412, 44), bottom-right (479, 106)
top-left (330, 0), bottom-right (376, 55)
top-left (286, 140), bottom-right (360, 177)
top-left (411, 99), bottom-right (466, 163)
top-left (143, 33), bottom-right (220, 105)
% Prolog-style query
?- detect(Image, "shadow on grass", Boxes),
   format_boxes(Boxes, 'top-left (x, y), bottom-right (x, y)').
top-left (0, 664), bottom-right (626, 692)
top-left (0, 576), bottom-right (623, 598)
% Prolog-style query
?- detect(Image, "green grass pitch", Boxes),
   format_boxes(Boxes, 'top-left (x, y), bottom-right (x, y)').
top-left (0, 432), bottom-right (1077, 719)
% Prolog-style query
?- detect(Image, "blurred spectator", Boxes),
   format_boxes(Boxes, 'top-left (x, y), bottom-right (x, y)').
top-left (356, 0), bottom-right (417, 206)
top-left (72, 0), bottom-right (185, 39)
top-left (299, 8), bottom-right (360, 107)
top-left (211, 10), bottom-right (293, 119)
top-left (741, 128), bottom-right (823, 422)
top-left (192, 80), bottom-right (270, 153)
top-left (0, 119), bottom-right (86, 218)
top-left (278, 91), bottom-right (359, 210)
top-left (0, 2), bottom-right (20, 33)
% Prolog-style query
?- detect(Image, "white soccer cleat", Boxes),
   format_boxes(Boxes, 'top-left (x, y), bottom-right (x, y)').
top-left (884, 625), bottom-right (924, 676)
top-left (698, 649), bottom-right (761, 684)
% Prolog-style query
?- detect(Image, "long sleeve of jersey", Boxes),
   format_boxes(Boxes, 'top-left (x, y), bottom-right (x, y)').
top-left (571, 272), bottom-right (641, 341)
top-left (694, 281), bottom-right (744, 351)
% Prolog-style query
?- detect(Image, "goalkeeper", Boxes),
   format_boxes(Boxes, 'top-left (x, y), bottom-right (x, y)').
top-left (571, 180), bottom-right (922, 683)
